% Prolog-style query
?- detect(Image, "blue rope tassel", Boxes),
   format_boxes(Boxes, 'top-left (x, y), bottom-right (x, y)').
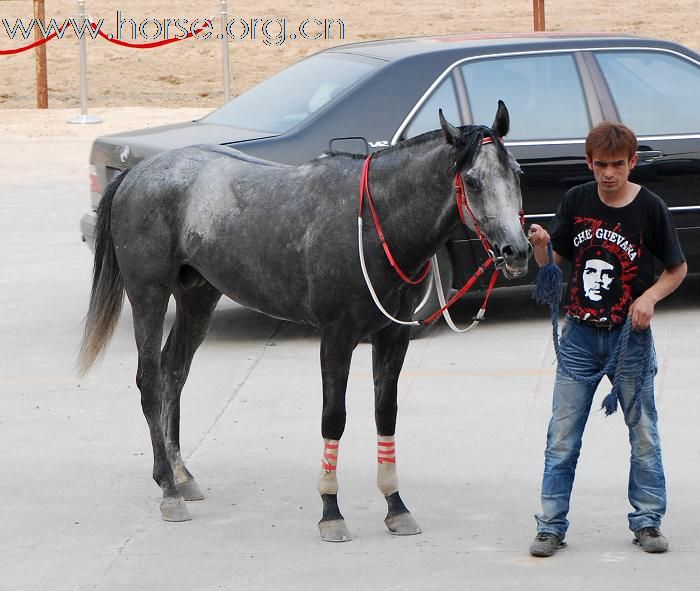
top-left (533, 243), bottom-right (653, 417)
top-left (532, 243), bottom-right (562, 308)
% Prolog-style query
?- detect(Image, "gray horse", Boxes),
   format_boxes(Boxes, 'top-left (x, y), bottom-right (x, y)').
top-left (79, 101), bottom-right (531, 541)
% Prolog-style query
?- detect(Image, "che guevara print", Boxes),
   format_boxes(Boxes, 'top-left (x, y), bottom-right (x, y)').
top-left (567, 217), bottom-right (641, 325)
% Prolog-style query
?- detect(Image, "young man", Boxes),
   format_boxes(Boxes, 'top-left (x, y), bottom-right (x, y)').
top-left (528, 122), bottom-right (687, 557)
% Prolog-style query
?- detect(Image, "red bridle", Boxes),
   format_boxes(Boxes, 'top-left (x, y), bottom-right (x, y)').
top-left (358, 154), bottom-right (432, 285)
top-left (358, 136), bottom-right (526, 326)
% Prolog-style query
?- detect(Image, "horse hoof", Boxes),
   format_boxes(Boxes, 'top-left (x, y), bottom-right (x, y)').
top-left (177, 478), bottom-right (205, 501)
top-left (160, 496), bottom-right (191, 522)
top-left (385, 512), bottom-right (422, 536)
top-left (319, 519), bottom-right (352, 542)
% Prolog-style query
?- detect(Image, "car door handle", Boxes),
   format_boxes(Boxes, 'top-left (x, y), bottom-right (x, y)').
top-left (636, 149), bottom-right (664, 163)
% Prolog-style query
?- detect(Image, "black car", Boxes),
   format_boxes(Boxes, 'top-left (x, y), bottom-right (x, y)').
top-left (82, 32), bottom-right (700, 311)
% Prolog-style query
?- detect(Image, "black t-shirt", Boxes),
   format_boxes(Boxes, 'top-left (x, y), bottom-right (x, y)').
top-left (550, 181), bottom-right (686, 325)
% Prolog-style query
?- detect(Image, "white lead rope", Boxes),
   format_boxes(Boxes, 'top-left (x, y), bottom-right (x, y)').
top-left (358, 217), bottom-right (422, 326)
top-left (430, 254), bottom-right (483, 333)
top-left (358, 217), bottom-right (483, 332)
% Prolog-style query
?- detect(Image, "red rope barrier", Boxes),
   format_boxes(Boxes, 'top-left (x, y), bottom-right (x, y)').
top-left (0, 18), bottom-right (210, 55)
top-left (90, 21), bottom-right (211, 49)
top-left (0, 32), bottom-right (57, 55)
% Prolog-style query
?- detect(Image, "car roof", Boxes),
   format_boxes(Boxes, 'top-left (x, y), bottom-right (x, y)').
top-left (327, 32), bottom-right (689, 62)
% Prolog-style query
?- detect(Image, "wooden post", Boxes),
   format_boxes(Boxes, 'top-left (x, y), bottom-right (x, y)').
top-left (533, 0), bottom-right (546, 32)
top-left (34, 0), bottom-right (48, 108)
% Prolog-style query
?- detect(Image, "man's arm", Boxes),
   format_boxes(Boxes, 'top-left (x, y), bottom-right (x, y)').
top-left (629, 262), bottom-right (688, 330)
top-left (528, 224), bottom-right (563, 267)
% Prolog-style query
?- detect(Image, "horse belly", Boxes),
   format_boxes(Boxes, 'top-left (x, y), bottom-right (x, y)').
top-left (183, 219), bottom-right (316, 326)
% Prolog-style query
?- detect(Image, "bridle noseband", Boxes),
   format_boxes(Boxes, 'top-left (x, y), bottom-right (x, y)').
top-left (357, 135), bottom-right (525, 328)
top-left (454, 136), bottom-right (526, 271)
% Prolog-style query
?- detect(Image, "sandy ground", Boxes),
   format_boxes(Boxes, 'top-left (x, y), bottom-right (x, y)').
top-left (1, 0), bottom-right (699, 113)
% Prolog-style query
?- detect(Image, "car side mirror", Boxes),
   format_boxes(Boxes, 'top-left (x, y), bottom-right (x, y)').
top-left (328, 136), bottom-right (370, 156)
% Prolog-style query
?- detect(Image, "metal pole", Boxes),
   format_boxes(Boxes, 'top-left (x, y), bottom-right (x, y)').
top-left (33, 0), bottom-right (48, 108)
top-left (220, 0), bottom-right (231, 102)
top-left (68, 0), bottom-right (101, 123)
top-left (533, 0), bottom-right (546, 32)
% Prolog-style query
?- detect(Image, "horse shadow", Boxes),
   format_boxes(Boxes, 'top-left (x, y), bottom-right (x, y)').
top-left (197, 274), bottom-right (698, 344)
top-left (204, 299), bottom-right (319, 344)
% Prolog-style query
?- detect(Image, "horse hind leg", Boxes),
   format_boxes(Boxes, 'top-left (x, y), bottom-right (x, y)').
top-left (131, 285), bottom-right (190, 522)
top-left (160, 277), bottom-right (222, 502)
top-left (371, 323), bottom-right (421, 536)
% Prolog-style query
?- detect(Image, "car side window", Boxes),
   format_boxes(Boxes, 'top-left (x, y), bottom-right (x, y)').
top-left (594, 50), bottom-right (700, 135)
top-left (403, 76), bottom-right (461, 139)
top-left (460, 54), bottom-right (590, 141)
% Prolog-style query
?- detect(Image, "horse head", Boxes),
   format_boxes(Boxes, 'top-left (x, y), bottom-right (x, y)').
top-left (439, 101), bottom-right (531, 279)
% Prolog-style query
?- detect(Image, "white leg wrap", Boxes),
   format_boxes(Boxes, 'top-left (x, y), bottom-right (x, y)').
top-left (317, 439), bottom-right (339, 495)
top-left (376, 435), bottom-right (399, 496)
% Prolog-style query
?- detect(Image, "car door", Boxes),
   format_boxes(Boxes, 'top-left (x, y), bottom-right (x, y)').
top-left (588, 47), bottom-right (700, 265)
top-left (455, 51), bottom-right (599, 284)
top-left (395, 50), bottom-right (600, 287)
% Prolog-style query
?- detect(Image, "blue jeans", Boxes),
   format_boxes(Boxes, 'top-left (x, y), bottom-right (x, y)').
top-left (535, 318), bottom-right (665, 537)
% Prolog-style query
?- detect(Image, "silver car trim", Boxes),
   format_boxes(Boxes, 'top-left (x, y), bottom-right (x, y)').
top-left (391, 46), bottom-right (700, 146)
top-left (521, 206), bottom-right (700, 220)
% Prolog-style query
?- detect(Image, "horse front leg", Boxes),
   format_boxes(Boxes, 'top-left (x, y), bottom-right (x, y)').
top-left (317, 324), bottom-right (358, 542)
top-left (371, 323), bottom-right (422, 536)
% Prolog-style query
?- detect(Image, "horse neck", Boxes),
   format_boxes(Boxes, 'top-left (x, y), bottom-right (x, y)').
top-left (365, 142), bottom-right (461, 273)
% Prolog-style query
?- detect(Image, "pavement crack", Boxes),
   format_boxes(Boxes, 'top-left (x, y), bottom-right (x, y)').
top-left (186, 319), bottom-right (284, 460)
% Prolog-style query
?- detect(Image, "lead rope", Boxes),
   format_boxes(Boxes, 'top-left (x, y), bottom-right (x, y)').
top-left (428, 254), bottom-right (500, 332)
top-left (357, 217), bottom-right (422, 326)
top-left (533, 243), bottom-right (653, 416)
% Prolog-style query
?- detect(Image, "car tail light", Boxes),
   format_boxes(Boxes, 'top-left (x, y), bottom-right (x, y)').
top-left (90, 168), bottom-right (100, 193)
top-left (89, 165), bottom-right (102, 208)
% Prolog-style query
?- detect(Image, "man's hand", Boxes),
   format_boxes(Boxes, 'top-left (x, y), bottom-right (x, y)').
top-left (528, 224), bottom-right (552, 267)
top-left (629, 293), bottom-right (655, 330)
top-left (629, 262), bottom-right (687, 330)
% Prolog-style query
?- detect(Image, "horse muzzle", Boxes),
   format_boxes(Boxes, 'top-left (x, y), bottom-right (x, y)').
top-left (492, 241), bottom-right (531, 279)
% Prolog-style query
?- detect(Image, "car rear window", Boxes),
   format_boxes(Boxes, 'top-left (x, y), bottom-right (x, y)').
top-left (460, 54), bottom-right (590, 141)
top-left (202, 52), bottom-right (383, 134)
top-left (595, 50), bottom-right (700, 136)
top-left (403, 75), bottom-right (462, 139)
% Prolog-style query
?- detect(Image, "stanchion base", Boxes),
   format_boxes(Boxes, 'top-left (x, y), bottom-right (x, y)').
top-left (68, 114), bottom-right (102, 124)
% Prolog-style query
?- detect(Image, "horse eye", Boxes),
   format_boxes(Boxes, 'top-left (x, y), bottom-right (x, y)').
top-left (464, 175), bottom-right (480, 191)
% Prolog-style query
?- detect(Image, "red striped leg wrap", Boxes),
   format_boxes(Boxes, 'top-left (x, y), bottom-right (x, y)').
top-left (377, 435), bottom-right (398, 496)
top-left (318, 439), bottom-right (340, 495)
top-left (321, 440), bottom-right (339, 471)
top-left (377, 439), bottom-right (396, 464)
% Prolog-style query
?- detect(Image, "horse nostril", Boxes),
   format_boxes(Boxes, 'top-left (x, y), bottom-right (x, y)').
top-left (501, 244), bottom-right (516, 259)
top-left (501, 243), bottom-right (530, 261)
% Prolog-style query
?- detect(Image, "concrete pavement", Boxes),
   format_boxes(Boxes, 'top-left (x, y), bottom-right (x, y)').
top-left (1, 109), bottom-right (699, 591)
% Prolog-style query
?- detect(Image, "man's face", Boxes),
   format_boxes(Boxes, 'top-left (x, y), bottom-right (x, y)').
top-left (582, 258), bottom-right (615, 302)
top-left (586, 151), bottom-right (638, 197)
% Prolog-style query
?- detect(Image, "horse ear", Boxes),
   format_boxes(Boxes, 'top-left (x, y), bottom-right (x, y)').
top-left (492, 100), bottom-right (510, 139)
top-left (439, 109), bottom-right (461, 146)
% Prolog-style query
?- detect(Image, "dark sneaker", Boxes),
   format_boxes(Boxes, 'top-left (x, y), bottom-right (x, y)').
top-left (633, 527), bottom-right (669, 553)
top-left (529, 532), bottom-right (566, 557)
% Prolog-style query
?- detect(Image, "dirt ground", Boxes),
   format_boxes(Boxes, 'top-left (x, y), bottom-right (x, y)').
top-left (1, 0), bottom-right (699, 112)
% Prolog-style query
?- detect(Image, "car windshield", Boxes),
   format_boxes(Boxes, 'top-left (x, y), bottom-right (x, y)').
top-left (202, 52), bottom-right (383, 134)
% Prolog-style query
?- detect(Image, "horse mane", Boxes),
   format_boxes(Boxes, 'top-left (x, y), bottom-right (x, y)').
top-left (321, 125), bottom-right (509, 173)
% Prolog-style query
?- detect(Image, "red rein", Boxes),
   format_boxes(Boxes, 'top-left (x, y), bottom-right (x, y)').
top-left (358, 138), bottom-right (525, 326)
top-left (358, 155), bottom-right (432, 285)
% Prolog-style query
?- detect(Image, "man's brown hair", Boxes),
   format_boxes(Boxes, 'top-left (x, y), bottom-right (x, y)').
top-left (585, 122), bottom-right (638, 160)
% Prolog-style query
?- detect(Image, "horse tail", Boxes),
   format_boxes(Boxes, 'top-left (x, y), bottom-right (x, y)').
top-left (77, 170), bottom-right (129, 376)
